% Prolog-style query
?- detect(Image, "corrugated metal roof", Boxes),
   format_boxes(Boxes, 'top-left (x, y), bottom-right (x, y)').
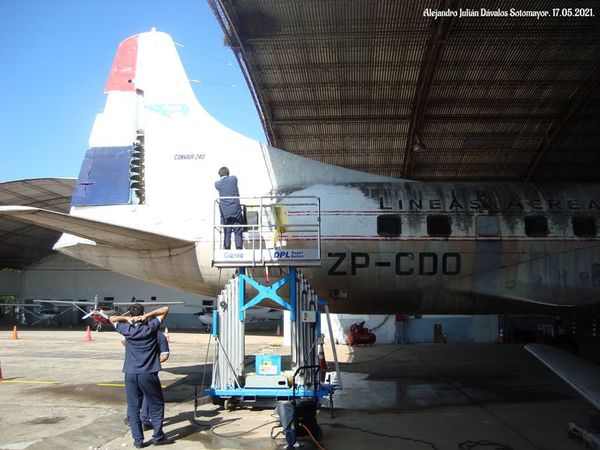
top-left (209, 0), bottom-right (600, 182)
top-left (0, 178), bottom-right (75, 270)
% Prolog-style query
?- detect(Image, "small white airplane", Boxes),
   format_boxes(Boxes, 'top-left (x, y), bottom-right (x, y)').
top-left (0, 301), bottom-right (70, 326)
top-left (32, 303), bottom-right (65, 325)
top-left (31, 296), bottom-right (183, 330)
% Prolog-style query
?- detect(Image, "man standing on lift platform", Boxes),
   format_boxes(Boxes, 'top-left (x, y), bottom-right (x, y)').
top-left (215, 166), bottom-right (244, 250)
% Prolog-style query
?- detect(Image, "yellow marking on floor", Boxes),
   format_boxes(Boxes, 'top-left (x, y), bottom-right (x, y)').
top-left (0, 381), bottom-right (167, 388)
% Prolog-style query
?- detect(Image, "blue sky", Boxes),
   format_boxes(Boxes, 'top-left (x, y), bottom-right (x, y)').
top-left (0, 0), bottom-right (265, 182)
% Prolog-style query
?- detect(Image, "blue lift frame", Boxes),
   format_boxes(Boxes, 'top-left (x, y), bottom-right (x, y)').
top-left (205, 266), bottom-right (335, 402)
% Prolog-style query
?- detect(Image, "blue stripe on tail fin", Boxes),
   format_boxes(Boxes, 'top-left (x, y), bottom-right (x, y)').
top-left (71, 146), bottom-right (133, 206)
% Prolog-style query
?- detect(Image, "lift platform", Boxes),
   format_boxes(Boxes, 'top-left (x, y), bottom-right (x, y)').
top-left (205, 195), bottom-right (340, 409)
top-left (212, 195), bottom-right (321, 267)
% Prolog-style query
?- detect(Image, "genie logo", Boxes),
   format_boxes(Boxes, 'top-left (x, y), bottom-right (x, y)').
top-left (274, 250), bottom-right (304, 259)
top-left (224, 252), bottom-right (244, 259)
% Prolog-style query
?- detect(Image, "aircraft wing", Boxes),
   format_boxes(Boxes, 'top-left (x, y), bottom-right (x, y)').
top-left (0, 206), bottom-right (193, 250)
top-left (0, 303), bottom-right (39, 307)
top-left (33, 300), bottom-right (95, 305)
top-left (526, 344), bottom-right (600, 410)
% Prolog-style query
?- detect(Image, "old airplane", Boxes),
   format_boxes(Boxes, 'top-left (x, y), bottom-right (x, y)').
top-left (2, 28), bottom-right (600, 417)
top-left (0, 29), bottom-right (599, 319)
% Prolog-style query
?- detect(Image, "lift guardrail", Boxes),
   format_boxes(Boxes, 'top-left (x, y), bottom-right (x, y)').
top-left (212, 195), bottom-right (321, 267)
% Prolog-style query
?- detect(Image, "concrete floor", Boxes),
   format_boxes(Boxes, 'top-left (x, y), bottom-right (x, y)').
top-left (0, 328), bottom-right (596, 449)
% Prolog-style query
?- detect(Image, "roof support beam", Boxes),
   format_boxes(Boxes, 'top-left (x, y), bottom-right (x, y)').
top-left (401, 0), bottom-right (459, 178)
top-left (272, 114), bottom-right (559, 125)
top-left (207, 0), bottom-right (277, 145)
top-left (523, 64), bottom-right (600, 182)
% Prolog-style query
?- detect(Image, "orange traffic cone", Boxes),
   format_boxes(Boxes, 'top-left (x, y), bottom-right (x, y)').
top-left (164, 328), bottom-right (171, 343)
top-left (11, 325), bottom-right (18, 340)
top-left (318, 343), bottom-right (327, 383)
top-left (276, 324), bottom-right (282, 337)
top-left (84, 325), bottom-right (92, 341)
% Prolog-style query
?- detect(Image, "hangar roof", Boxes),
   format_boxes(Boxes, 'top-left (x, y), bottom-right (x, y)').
top-left (209, 0), bottom-right (600, 182)
top-left (0, 178), bottom-right (75, 270)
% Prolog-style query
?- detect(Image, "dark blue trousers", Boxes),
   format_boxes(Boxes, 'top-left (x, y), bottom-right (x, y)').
top-left (140, 397), bottom-right (150, 424)
top-left (223, 214), bottom-right (243, 249)
top-left (125, 372), bottom-right (165, 445)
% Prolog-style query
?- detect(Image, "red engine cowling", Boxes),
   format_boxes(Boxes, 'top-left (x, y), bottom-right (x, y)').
top-left (346, 321), bottom-right (376, 346)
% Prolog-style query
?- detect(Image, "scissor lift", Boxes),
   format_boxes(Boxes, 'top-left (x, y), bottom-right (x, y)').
top-left (205, 195), bottom-right (340, 409)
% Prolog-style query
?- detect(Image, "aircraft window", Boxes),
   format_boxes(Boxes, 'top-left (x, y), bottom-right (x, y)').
top-left (427, 215), bottom-right (451, 237)
top-left (524, 216), bottom-right (548, 237)
top-left (377, 215), bottom-right (402, 237)
top-left (476, 215), bottom-right (499, 236)
top-left (572, 216), bottom-right (596, 237)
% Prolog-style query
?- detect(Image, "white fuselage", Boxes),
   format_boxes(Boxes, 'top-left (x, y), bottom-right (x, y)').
top-left (52, 30), bottom-right (600, 315)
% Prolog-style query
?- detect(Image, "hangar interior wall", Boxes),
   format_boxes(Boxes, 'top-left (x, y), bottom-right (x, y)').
top-left (0, 271), bottom-right (21, 295)
top-left (17, 253), bottom-right (209, 329)
top-left (319, 313), bottom-right (499, 345)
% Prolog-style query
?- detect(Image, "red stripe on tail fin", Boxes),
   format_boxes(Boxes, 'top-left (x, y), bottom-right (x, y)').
top-left (105, 35), bottom-right (138, 92)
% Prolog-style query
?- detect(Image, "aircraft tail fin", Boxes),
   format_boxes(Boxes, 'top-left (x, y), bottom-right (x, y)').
top-left (77, 28), bottom-right (209, 213)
